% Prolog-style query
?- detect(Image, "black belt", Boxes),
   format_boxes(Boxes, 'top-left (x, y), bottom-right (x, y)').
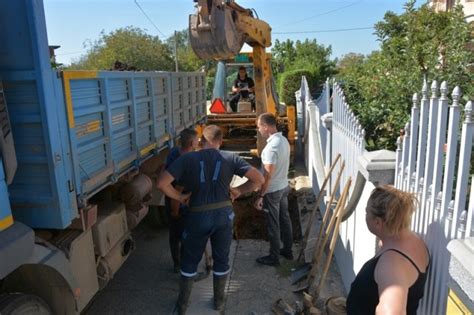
top-left (190, 200), bottom-right (233, 212)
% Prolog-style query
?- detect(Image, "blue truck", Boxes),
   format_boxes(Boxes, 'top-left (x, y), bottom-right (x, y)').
top-left (0, 1), bottom-right (206, 313)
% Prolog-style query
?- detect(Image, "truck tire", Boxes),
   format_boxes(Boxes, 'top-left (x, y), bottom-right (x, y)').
top-left (0, 293), bottom-right (52, 315)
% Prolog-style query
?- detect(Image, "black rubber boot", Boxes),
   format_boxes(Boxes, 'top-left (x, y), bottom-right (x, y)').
top-left (174, 276), bottom-right (194, 315)
top-left (256, 255), bottom-right (280, 266)
top-left (213, 275), bottom-right (228, 313)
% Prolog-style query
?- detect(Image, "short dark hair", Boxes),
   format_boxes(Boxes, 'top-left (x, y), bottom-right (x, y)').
top-left (258, 113), bottom-right (277, 127)
top-left (179, 128), bottom-right (198, 148)
top-left (238, 66), bottom-right (246, 72)
top-left (202, 125), bottom-right (223, 143)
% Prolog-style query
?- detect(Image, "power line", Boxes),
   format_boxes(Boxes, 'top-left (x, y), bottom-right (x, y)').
top-left (273, 26), bottom-right (373, 35)
top-left (134, 0), bottom-right (167, 38)
top-left (275, 1), bottom-right (363, 29)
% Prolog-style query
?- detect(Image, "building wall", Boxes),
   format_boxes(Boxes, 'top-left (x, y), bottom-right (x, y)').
top-left (431, 0), bottom-right (474, 22)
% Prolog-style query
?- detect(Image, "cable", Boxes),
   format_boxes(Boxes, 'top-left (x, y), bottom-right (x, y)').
top-left (134, 0), bottom-right (167, 38)
top-left (275, 1), bottom-right (363, 29)
top-left (251, 8), bottom-right (259, 19)
top-left (273, 26), bottom-right (373, 35)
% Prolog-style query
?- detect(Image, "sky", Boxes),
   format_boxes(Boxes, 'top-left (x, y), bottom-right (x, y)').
top-left (43, 0), bottom-right (426, 65)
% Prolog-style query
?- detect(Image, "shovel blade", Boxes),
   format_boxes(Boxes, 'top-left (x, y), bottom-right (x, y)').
top-left (194, 271), bottom-right (209, 282)
top-left (291, 263), bottom-right (311, 285)
top-left (292, 281), bottom-right (310, 293)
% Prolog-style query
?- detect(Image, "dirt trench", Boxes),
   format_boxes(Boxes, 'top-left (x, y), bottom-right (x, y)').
top-left (232, 189), bottom-right (302, 241)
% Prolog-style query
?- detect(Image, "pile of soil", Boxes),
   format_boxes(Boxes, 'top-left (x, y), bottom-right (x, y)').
top-left (232, 190), bottom-right (302, 241)
top-left (233, 196), bottom-right (267, 240)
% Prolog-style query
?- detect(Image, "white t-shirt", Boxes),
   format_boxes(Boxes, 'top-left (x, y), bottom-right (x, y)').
top-left (261, 132), bottom-right (290, 193)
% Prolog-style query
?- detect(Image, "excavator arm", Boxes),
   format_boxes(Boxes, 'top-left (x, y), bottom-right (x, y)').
top-left (189, 0), bottom-right (297, 155)
top-left (189, 0), bottom-right (271, 58)
top-left (189, 0), bottom-right (277, 116)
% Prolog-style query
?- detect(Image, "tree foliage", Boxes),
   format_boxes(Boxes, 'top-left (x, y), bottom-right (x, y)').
top-left (166, 30), bottom-right (206, 72)
top-left (279, 69), bottom-right (320, 106)
top-left (272, 38), bottom-right (336, 104)
top-left (336, 1), bottom-right (474, 150)
top-left (69, 27), bottom-right (174, 71)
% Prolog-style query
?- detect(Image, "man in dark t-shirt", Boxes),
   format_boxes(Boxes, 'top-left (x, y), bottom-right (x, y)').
top-left (157, 125), bottom-right (264, 314)
top-left (229, 66), bottom-right (255, 112)
top-left (164, 128), bottom-right (199, 273)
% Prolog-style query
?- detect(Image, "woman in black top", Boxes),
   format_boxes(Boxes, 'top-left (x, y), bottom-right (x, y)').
top-left (346, 186), bottom-right (430, 315)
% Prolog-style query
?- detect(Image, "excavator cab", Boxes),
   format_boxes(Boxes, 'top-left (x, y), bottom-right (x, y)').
top-left (206, 52), bottom-right (291, 152)
top-left (189, 0), bottom-right (295, 154)
top-left (211, 53), bottom-right (256, 114)
top-left (210, 52), bottom-right (280, 114)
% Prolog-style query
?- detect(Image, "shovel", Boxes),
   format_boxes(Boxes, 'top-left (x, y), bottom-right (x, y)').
top-left (290, 262), bottom-right (311, 285)
top-left (292, 179), bottom-right (351, 294)
top-left (271, 298), bottom-right (295, 315)
top-left (291, 161), bottom-right (345, 284)
top-left (296, 154), bottom-right (341, 263)
top-left (195, 246), bottom-right (213, 282)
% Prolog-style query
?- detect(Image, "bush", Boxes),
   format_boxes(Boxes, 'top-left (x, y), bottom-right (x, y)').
top-left (206, 76), bottom-right (214, 100)
top-left (278, 69), bottom-right (319, 106)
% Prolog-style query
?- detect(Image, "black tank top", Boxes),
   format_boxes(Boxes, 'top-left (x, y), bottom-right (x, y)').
top-left (346, 249), bottom-right (429, 315)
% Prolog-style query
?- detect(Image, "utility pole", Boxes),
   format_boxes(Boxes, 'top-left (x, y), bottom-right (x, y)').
top-left (174, 30), bottom-right (179, 72)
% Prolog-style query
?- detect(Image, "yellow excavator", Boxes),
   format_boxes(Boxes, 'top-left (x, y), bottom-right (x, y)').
top-left (189, 0), bottom-right (295, 154)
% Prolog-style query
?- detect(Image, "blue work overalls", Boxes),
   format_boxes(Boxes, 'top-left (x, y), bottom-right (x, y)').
top-left (179, 156), bottom-right (235, 278)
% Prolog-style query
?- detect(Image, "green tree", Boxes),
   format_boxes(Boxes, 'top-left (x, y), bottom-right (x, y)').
top-left (69, 27), bottom-right (174, 70)
top-left (337, 1), bottom-right (474, 150)
top-left (337, 53), bottom-right (365, 74)
top-left (272, 39), bottom-right (297, 72)
top-left (167, 30), bottom-right (206, 72)
top-left (272, 38), bottom-right (336, 76)
top-left (272, 38), bottom-right (336, 103)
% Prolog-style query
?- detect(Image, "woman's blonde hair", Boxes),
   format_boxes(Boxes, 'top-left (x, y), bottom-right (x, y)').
top-left (367, 185), bottom-right (417, 236)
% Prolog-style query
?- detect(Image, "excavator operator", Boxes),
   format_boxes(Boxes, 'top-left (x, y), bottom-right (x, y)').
top-left (229, 66), bottom-right (255, 112)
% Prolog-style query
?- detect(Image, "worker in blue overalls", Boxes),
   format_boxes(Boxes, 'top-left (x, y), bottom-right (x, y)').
top-left (164, 128), bottom-right (199, 273)
top-left (157, 125), bottom-right (264, 314)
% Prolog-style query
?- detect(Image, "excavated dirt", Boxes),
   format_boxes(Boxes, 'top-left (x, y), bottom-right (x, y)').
top-left (229, 149), bottom-right (302, 241)
top-left (232, 196), bottom-right (267, 240)
top-left (232, 189), bottom-right (302, 241)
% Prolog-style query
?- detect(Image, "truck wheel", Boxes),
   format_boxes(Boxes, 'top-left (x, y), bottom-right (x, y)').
top-left (0, 293), bottom-right (52, 315)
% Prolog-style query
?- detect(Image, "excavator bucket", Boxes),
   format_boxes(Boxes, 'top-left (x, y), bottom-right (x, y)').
top-left (189, 2), bottom-right (245, 60)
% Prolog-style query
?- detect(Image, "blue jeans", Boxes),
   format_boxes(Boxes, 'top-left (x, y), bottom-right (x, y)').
top-left (180, 207), bottom-right (234, 277)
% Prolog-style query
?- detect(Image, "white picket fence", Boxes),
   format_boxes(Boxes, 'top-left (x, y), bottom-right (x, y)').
top-left (298, 78), bottom-right (330, 190)
top-left (306, 79), bottom-right (366, 196)
top-left (395, 81), bottom-right (474, 314)
top-left (330, 81), bottom-right (366, 197)
top-left (300, 76), bottom-right (473, 314)
top-left (316, 81), bottom-right (376, 291)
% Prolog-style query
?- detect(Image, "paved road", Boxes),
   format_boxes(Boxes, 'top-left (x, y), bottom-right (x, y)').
top-left (86, 224), bottom-right (181, 314)
top-left (85, 222), bottom-right (296, 315)
top-left (86, 175), bottom-right (346, 315)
